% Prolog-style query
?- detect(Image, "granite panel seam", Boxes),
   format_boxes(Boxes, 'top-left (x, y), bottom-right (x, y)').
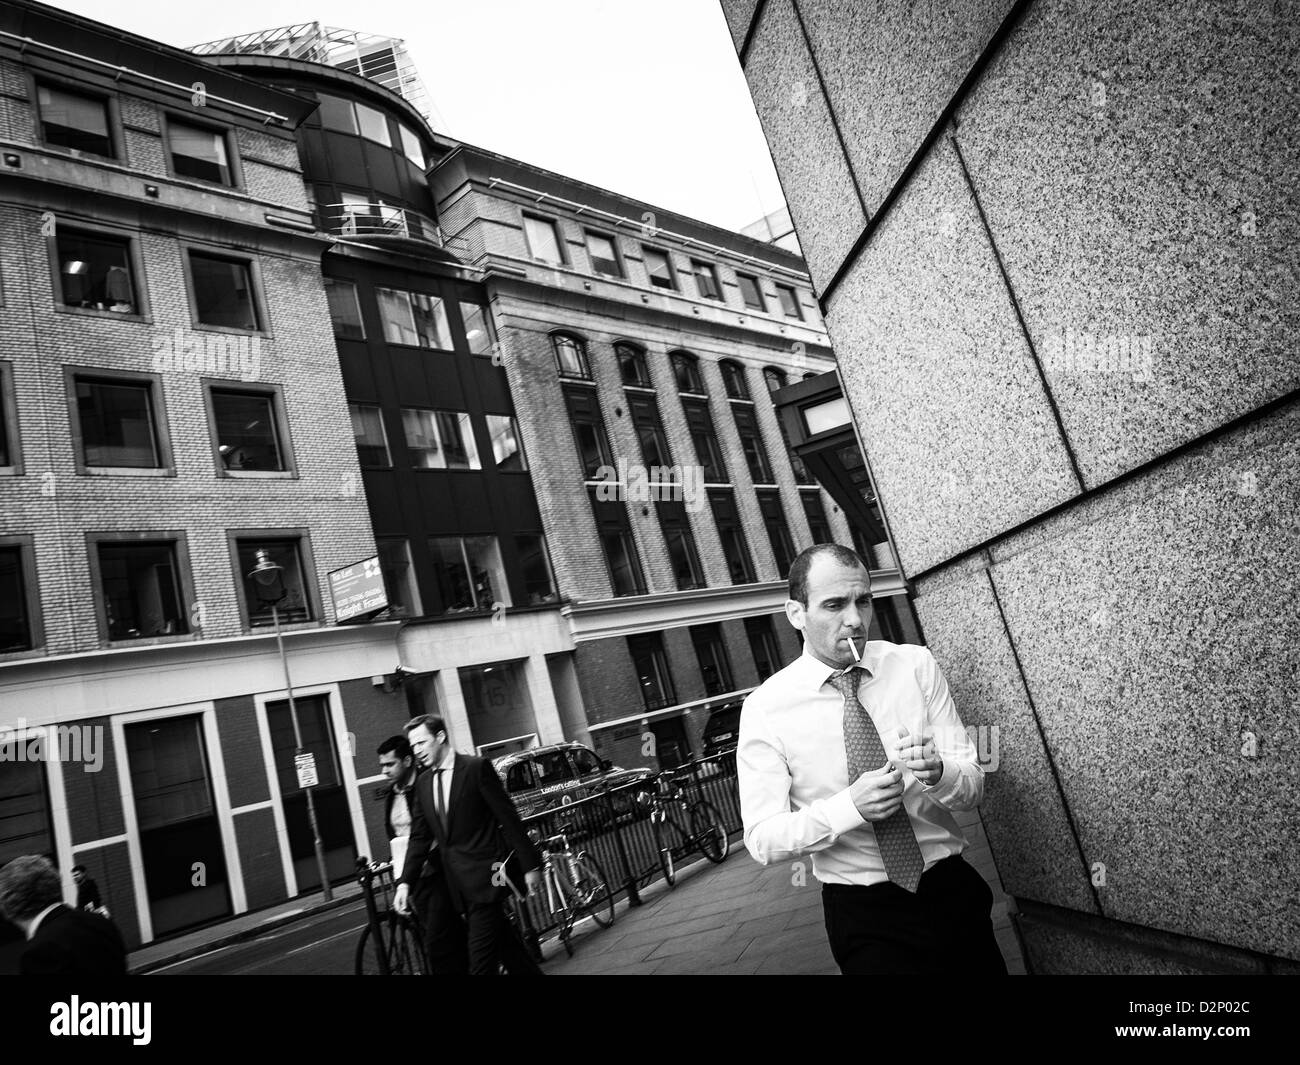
top-left (908, 386), bottom-right (1300, 584)
top-left (985, 562), bottom-right (1104, 915)
top-left (814, 0), bottom-right (1037, 314)
top-left (738, 0), bottom-right (770, 67)
top-left (950, 132), bottom-right (1086, 492)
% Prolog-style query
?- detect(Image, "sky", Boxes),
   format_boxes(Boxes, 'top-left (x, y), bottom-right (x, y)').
top-left (47, 0), bottom-right (787, 233)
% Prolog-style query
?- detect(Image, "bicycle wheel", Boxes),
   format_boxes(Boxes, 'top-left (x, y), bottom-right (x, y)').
top-left (355, 923), bottom-right (380, 975)
top-left (652, 808), bottom-right (690, 886)
top-left (387, 915), bottom-right (427, 975)
top-left (691, 800), bottom-right (729, 864)
top-left (572, 855), bottom-right (615, 928)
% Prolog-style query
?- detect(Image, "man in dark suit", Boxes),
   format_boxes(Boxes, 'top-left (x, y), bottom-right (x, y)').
top-left (394, 715), bottom-right (543, 975)
top-left (0, 855), bottom-right (126, 976)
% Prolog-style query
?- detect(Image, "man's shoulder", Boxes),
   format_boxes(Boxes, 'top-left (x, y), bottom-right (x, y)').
top-left (742, 656), bottom-right (808, 715)
top-left (871, 640), bottom-right (932, 672)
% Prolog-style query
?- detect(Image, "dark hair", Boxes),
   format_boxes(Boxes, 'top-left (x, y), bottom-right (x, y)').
top-left (788, 543), bottom-right (869, 606)
top-left (404, 714), bottom-right (446, 739)
top-left (71, 864), bottom-right (86, 874)
top-left (376, 735), bottom-right (412, 760)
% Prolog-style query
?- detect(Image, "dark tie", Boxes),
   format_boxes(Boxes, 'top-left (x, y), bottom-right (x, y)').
top-left (831, 667), bottom-right (925, 892)
top-left (432, 768), bottom-right (448, 835)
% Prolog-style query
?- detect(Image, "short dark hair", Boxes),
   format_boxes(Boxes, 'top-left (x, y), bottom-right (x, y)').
top-left (377, 735), bottom-right (412, 760)
top-left (0, 855), bottom-right (62, 923)
top-left (788, 543), bottom-right (869, 606)
top-left (404, 714), bottom-right (446, 739)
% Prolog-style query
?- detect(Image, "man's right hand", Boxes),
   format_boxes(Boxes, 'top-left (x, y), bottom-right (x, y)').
top-left (849, 763), bottom-right (905, 821)
top-left (393, 882), bottom-right (411, 917)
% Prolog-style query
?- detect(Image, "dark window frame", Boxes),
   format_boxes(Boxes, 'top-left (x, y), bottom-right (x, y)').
top-left (85, 530), bottom-right (196, 647)
top-left (513, 532), bottom-right (558, 606)
top-left (160, 110), bottom-right (243, 189)
top-left (775, 283), bottom-right (804, 320)
top-left (375, 536), bottom-right (422, 618)
top-left (0, 361), bottom-right (22, 475)
top-left (349, 402), bottom-right (392, 469)
top-left (583, 228), bottom-right (624, 279)
top-left (670, 350), bottom-right (705, 395)
top-left (227, 528), bottom-right (321, 632)
top-left (757, 490), bottom-right (796, 578)
top-left (46, 219), bottom-right (149, 323)
top-left (182, 244), bottom-right (269, 336)
top-left (323, 278), bottom-right (366, 341)
top-left (690, 623), bottom-right (735, 696)
top-left (708, 489), bottom-right (755, 585)
top-left (658, 502), bottom-right (705, 591)
top-left (628, 632), bottom-right (676, 711)
top-left (201, 378), bottom-right (296, 479)
top-left (641, 245), bottom-right (678, 291)
top-left (737, 272), bottom-right (766, 312)
top-left (682, 398), bottom-right (727, 483)
top-left (720, 359), bottom-right (751, 401)
top-left (691, 259), bottom-right (722, 301)
top-left (627, 392), bottom-right (674, 471)
top-left (615, 342), bottom-right (652, 388)
top-left (64, 366), bottom-right (174, 477)
top-left (589, 487), bottom-right (646, 597)
top-left (801, 489), bottom-right (833, 546)
top-left (745, 615), bottom-right (783, 681)
top-left (0, 534), bottom-right (43, 657)
top-left (552, 332), bottom-right (591, 379)
top-left (564, 386), bottom-right (615, 479)
top-left (31, 77), bottom-right (120, 160)
top-left (522, 213), bottom-right (566, 266)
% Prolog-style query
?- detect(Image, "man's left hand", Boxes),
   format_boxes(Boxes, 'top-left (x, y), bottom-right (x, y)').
top-left (894, 728), bottom-right (943, 786)
top-left (524, 869), bottom-right (543, 897)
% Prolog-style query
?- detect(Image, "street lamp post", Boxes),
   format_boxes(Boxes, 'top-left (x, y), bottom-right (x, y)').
top-left (248, 549), bottom-right (332, 902)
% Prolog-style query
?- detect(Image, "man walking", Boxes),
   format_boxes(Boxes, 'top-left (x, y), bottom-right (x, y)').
top-left (738, 544), bottom-right (1005, 975)
top-left (393, 715), bottom-right (543, 975)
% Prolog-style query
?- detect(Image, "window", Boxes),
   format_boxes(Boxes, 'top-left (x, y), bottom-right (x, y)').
top-left (486, 414), bottom-right (526, 471)
top-left (235, 537), bottom-right (315, 626)
top-left (627, 393), bottom-right (673, 471)
top-left (616, 343), bottom-right (651, 387)
top-left (553, 334), bottom-right (590, 378)
top-left (659, 501), bottom-right (704, 590)
top-left (757, 490), bottom-right (796, 578)
top-left (209, 387), bottom-right (286, 472)
top-left (94, 538), bottom-right (189, 641)
top-left (55, 230), bottom-right (136, 314)
top-left (349, 404), bottom-right (390, 467)
top-left (585, 231), bottom-right (621, 277)
top-left (166, 118), bottom-right (233, 185)
top-left (721, 360), bottom-right (750, 400)
top-left (763, 367), bottom-right (788, 393)
top-left (428, 535), bottom-right (509, 613)
top-left (775, 283), bottom-right (803, 319)
top-left (670, 351), bottom-right (704, 394)
top-left (737, 274), bottom-right (765, 311)
top-left (398, 124), bottom-right (425, 167)
top-left (37, 84), bottom-right (112, 156)
top-left (683, 399), bottom-right (726, 482)
top-left (564, 388), bottom-right (614, 478)
top-left (515, 534), bottom-right (556, 604)
top-left (590, 488), bottom-right (645, 596)
top-left (72, 375), bottom-right (164, 469)
top-left (317, 93), bottom-right (359, 133)
top-left (505, 761), bottom-right (537, 794)
top-left (534, 749), bottom-right (574, 788)
top-left (628, 633), bottom-right (675, 710)
top-left (0, 363), bottom-right (17, 473)
top-left (802, 490), bottom-right (833, 545)
top-left (691, 260), bottom-right (721, 301)
top-left (377, 287), bottom-right (450, 349)
top-left (189, 251), bottom-right (260, 331)
top-left (732, 405), bottom-right (774, 483)
top-left (571, 748), bottom-right (602, 777)
top-left (324, 279), bottom-right (365, 340)
top-left (354, 103), bottom-right (391, 146)
top-left (709, 490), bottom-right (755, 584)
top-left (459, 301), bottom-right (495, 355)
top-left (691, 624), bottom-right (734, 696)
top-left (643, 247), bottom-right (675, 290)
top-left (402, 408), bottom-right (480, 469)
top-left (745, 616), bottom-right (782, 681)
top-left (377, 538), bottom-right (421, 617)
top-left (0, 540), bottom-right (37, 653)
top-left (524, 215), bottom-right (563, 264)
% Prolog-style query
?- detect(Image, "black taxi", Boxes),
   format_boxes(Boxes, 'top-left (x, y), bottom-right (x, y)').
top-left (492, 742), bottom-right (654, 821)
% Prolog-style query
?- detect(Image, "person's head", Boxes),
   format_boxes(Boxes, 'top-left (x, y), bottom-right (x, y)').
top-left (404, 715), bottom-right (449, 770)
top-left (786, 544), bottom-right (873, 669)
top-left (71, 865), bottom-right (87, 885)
top-left (377, 735), bottom-right (415, 785)
top-left (0, 855), bottom-right (63, 926)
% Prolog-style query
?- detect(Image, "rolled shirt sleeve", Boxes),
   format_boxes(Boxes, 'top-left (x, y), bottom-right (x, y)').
top-left (914, 647), bottom-right (983, 812)
top-left (738, 692), bottom-right (865, 865)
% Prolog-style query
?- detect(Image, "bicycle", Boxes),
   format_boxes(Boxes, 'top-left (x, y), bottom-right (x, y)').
top-left (514, 821), bottom-right (615, 957)
top-left (639, 771), bottom-right (729, 887)
top-left (354, 856), bottom-right (428, 975)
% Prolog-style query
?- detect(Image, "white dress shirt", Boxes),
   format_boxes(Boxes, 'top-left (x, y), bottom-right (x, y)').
top-left (25, 902), bottom-right (63, 940)
top-left (739, 640), bottom-right (983, 886)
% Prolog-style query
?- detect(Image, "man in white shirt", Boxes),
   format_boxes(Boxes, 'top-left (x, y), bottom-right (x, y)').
top-left (738, 543), bottom-right (1005, 975)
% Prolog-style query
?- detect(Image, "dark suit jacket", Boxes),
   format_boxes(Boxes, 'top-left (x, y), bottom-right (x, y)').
top-left (381, 772), bottom-right (437, 881)
top-left (400, 753), bottom-right (540, 907)
top-left (22, 906), bottom-right (127, 976)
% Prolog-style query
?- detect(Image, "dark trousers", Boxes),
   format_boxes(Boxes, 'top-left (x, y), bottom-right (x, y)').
top-left (464, 897), bottom-right (543, 976)
top-left (413, 871), bottom-right (468, 976)
top-left (822, 854), bottom-right (1007, 975)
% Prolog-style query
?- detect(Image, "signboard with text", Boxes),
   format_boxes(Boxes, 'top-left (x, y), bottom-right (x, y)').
top-left (328, 555), bottom-right (388, 623)
top-left (294, 752), bottom-right (318, 789)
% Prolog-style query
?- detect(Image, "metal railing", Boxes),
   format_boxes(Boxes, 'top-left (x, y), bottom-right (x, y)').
top-left (509, 751), bottom-right (742, 952)
top-left (321, 203), bottom-right (468, 252)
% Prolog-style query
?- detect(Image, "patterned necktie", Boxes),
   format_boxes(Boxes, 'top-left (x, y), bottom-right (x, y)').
top-left (831, 667), bottom-right (925, 892)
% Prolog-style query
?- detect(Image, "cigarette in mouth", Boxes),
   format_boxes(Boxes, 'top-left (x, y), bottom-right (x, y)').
top-left (847, 635), bottom-right (861, 662)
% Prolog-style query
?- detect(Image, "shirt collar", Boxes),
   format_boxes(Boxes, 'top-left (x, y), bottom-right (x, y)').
top-left (795, 641), bottom-right (883, 691)
top-left (434, 748), bottom-right (456, 773)
top-left (25, 902), bottom-right (63, 940)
